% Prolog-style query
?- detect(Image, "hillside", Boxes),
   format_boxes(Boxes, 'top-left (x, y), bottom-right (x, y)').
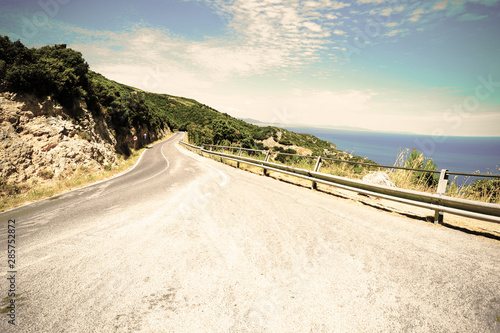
top-left (0, 35), bottom-right (373, 194)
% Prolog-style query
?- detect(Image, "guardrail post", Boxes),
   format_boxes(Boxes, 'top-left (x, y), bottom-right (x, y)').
top-left (238, 148), bottom-right (243, 156)
top-left (263, 151), bottom-right (271, 176)
top-left (236, 149), bottom-right (242, 168)
top-left (311, 156), bottom-right (322, 190)
top-left (220, 148), bottom-right (224, 163)
top-left (434, 169), bottom-right (449, 224)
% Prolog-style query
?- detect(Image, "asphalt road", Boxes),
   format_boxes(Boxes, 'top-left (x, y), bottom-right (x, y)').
top-left (1, 132), bottom-right (499, 332)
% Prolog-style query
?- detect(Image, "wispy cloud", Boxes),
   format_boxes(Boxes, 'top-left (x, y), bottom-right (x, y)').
top-left (407, 7), bottom-right (425, 23)
top-left (357, 0), bottom-right (386, 3)
top-left (458, 13), bottom-right (489, 21)
top-left (433, 1), bottom-right (448, 10)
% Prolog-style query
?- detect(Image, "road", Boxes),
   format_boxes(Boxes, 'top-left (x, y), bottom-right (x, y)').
top-left (1, 132), bottom-right (499, 332)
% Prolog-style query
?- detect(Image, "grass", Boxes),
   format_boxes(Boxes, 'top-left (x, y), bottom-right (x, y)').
top-left (0, 135), bottom-right (173, 213)
top-left (0, 294), bottom-right (27, 314)
top-left (447, 176), bottom-right (500, 204)
top-left (387, 148), bottom-right (438, 193)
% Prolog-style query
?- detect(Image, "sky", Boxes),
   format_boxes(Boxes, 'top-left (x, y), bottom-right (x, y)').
top-left (1, 0), bottom-right (499, 136)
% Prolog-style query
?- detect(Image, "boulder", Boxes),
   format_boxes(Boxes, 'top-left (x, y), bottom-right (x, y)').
top-left (362, 172), bottom-right (396, 187)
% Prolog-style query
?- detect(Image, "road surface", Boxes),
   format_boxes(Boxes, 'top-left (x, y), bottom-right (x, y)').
top-left (1, 132), bottom-right (499, 332)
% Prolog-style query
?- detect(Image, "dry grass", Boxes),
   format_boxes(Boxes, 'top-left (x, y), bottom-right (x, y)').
top-left (387, 148), bottom-right (438, 193)
top-left (0, 135), bottom-right (173, 213)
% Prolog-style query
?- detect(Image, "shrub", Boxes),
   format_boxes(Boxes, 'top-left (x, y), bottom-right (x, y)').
top-left (279, 139), bottom-right (292, 146)
top-left (404, 148), bottom-right (439, 188)
top-left (76, 130), bottom-right (91, 141)
top-left (464, 178), bottom-right (500, 203)
top-left (38, 169), bottom-right (55, 180)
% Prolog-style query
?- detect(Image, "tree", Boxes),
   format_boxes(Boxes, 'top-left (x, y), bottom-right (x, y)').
top-left (404, 148), bottom-right (439, 188)
top-left (240, 138), bottom-right (255, 149)
top-left (212, 119), bottom-right (236, 145)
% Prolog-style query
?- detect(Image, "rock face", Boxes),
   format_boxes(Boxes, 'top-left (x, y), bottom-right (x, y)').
top-left (362, 172), bottom-right (396, 187)
top-left (261, 133), bottom-right (313, 156)
top-left (0, 92), bottom-right (117, 185)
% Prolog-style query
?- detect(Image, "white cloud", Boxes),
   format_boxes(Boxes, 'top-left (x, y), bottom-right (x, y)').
top-left (408, 9), bottom-right (425, 23)
top-left (383, 28), bottom-right (407, 37)
top-left (380, 8), bottom-right (392, 16)
top-left (357, 0), bottom-right (386, 3)
top-left (205, 89), bottom-right (378, 129)
top-left (200, 87), bottom-right (500, 136)
top-left (433, 1), bottom-right (448, 10)
top-left (60, 0), bottom-right (355, 94)
top-left (304, 0), bottom-right (319, 7)
top-left (411, 8), bottom-right (425, 15)
top-left (386, 22), bottom-right (399, 27)
top-left (329, 1), bottom-right (351, 10)
top-left (384, 29), bottom-right (400, 37)
top-left (303, 21), bottom-right (322, 32)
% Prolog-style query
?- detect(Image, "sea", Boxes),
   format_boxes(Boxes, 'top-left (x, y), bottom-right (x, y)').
top-left (284, 127), bottom-right (500, 179)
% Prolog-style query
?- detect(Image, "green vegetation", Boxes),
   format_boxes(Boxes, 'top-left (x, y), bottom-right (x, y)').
top-left (465, 178), bottom-right (500, 202)
top-left (76, 130), bottom-right (91, 141)
top-left (403, 148), bottom-right (439, 188)
top-left (447, 175), bottom-right (500, 204)
top-left (38, 168), bottom-right (55, 180)
top-left (0, 39), bottom-right (88, 109)
top-left (0, 35), bottom-right (168, 155)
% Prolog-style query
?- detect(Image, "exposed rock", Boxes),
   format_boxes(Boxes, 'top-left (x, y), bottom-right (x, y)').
top-left (0, 92), bottom-right (117, 186)
top-left (362, 172), bottom-right (396, 187)
top-left (261, 135), bottom-right (313, 156)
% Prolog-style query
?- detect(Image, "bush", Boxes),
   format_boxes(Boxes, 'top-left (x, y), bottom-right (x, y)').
top-left (1, 39), bottom-right (89, 108)
top-left (404, 148), bottom-right (439, 188)
top-left (464, 178), bottom-right (500, 203)
top-left (38, 169), bottom-right (55, 180)
top-left (279, 139), bottom-right (292, 146)
top-left (77, 130), bottom-right (92, 141)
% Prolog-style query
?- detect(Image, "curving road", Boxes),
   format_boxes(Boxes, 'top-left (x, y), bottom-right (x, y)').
top-left (1, 132), bottom-right (499, 332)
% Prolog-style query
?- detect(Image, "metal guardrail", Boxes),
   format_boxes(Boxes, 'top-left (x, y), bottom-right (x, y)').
top-left (203, 144), bottom-right (500, 178)
top-left (179, 141), bottom-right (500, 224)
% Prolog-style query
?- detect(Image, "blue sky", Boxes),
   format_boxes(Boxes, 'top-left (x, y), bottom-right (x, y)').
top-left (1, 0), bottom-right (499, 136)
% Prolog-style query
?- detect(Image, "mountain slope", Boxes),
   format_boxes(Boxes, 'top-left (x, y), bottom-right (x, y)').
top-left (0, 35), bottom-right (346, 155)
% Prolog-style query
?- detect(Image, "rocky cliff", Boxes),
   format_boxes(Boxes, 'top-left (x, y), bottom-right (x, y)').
top-left (0, 92), bottom-right (118, 187)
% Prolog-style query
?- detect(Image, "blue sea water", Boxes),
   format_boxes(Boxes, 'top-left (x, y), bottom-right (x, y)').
top-left (285, 127), bottom-right (500, 176)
